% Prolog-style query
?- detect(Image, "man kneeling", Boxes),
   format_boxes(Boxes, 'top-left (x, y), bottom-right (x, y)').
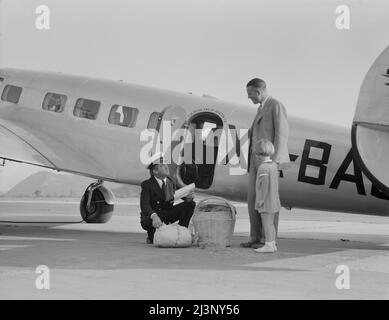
top-left (140, 154), bottom-right (195, 244)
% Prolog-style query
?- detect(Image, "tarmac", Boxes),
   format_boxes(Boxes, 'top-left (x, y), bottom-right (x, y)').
top-left (0, 198), bottom-right (388, 299)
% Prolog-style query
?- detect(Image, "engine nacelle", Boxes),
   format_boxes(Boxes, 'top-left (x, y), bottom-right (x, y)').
top-left (80, 182), bottom-right (115, 223)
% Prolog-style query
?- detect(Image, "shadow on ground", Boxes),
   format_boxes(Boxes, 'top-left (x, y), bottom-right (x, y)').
top-left (1, 224), bottom-right (388, 272)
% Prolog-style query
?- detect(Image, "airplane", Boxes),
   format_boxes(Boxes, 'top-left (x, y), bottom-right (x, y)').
top-left (0, 45), bottom-right (388, 223)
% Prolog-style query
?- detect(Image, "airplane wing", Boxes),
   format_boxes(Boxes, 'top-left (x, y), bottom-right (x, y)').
top-left (0, 119), bottom-right (57, 169)
top-left (0, 116), bottom-right (125, 181)
top-left (352, 45), bottom-right (389, 194)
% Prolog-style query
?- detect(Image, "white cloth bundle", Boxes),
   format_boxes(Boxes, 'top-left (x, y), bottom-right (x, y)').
top-left (153, 224), bottom-right (192, 248)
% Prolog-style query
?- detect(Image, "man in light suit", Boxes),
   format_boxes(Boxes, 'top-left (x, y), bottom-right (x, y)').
top-left (240, 78), bottom-right (290, 248)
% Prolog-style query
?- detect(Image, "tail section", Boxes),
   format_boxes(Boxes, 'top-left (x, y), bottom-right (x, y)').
top-left (352, 45), bottom-right (389, 195)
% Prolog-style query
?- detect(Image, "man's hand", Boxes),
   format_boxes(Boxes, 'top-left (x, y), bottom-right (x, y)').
top-left (151, 214), bottom-right (163, 228)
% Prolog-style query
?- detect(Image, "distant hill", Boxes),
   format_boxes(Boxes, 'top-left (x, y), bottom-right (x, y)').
top-left (4, 171), bottom-right (141, 198)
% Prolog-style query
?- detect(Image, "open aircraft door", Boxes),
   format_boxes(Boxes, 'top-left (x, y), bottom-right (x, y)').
top-left (352, 45), bottom-right (389, 195)
top-left (149, 105), bottom-right (187, 183)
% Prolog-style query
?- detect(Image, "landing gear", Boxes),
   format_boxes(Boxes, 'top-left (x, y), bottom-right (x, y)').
top-left (80, 180), bottom-right (115, 223)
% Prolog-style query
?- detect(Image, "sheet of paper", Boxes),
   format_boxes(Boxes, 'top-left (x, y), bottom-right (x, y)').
top-left (174, 183), bottom-right (195, 201)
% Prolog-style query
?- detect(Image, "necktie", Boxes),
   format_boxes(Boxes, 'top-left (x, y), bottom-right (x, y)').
top-left (256, 103), bottom-right (262, 116)
top-left (251, 104), bottom-right (262, 134)
top-left (161, 180), bottom-right (167, 201)
top-left (250, 104), bottom-right (263, 154)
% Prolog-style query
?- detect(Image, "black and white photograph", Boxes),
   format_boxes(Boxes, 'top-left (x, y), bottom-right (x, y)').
top-left (0, 0), bottom-right (388, 304)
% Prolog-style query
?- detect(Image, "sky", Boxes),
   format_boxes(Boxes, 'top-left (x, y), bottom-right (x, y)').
top-left (0, 0), bottom-right (388, 192)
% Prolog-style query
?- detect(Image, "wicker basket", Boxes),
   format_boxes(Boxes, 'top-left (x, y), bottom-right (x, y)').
top-left (192, 197), bottom-right (236, 247)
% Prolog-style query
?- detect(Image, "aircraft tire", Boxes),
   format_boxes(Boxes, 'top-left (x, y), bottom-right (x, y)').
top-left (80, 188), bottom-right (114, 223)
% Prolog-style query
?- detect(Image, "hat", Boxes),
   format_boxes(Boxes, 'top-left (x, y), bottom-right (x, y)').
top-left (146, 152), bottom-right (165, 170)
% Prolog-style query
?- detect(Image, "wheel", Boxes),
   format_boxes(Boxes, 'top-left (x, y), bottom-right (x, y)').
top-left (80, 188), bottom-right (114, 223)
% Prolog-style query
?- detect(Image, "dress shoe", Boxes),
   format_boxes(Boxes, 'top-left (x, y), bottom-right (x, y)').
top-left (240, 240), bottom-right (261, 248)
top-left (251, 242), bottom-right (266, 249)
top-left (146, 231), bottom-right (155, 244)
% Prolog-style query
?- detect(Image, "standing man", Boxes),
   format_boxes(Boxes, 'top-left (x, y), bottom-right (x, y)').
top-left (140, 153), bottom-right (196, 244)
top-left (240, 78), bottom-right (290, 248)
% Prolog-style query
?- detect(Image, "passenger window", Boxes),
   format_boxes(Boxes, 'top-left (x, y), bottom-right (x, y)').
top-left (1, 85), bottom-right (23, 104)
top-left (108, 104), bottom-right (139, 128)
top-left (42, 92), bottom-right (67, 113)
top-left (73, 98), bottom-right (100, 120)
top-left (147, 112), bottom-right (161, 129)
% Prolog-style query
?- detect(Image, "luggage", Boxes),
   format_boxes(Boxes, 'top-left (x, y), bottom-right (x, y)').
top-left (153, 223), bottom-right (192, 248)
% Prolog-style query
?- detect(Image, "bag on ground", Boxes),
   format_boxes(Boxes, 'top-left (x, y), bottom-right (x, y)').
top-left (153, 224), bottom-right (192, 248)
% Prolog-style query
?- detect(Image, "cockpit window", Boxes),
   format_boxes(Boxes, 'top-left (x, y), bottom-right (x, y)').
top-left (73, 98), bottom-right (100, 120)
top-left (1, 85), bottom-right (22, 104)
top-left (108, 104), bottom-right (139, 128)
top-left (42, 92), bottom-right (67, 113)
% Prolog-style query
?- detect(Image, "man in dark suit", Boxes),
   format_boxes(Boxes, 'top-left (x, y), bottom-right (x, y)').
top-left (140, 154), bottom-right (196, 244)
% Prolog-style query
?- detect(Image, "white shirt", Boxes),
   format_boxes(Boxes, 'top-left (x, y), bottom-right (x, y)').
top-left (257, 94), bottom-right (270, 113)
top-left (154, 176), bottom-right (167, 189)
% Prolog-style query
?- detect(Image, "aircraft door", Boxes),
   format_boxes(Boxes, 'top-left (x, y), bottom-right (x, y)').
top-left (148, 105), bottom-right (187, 182)
top-left (176, 112), bottom-right (224, 189)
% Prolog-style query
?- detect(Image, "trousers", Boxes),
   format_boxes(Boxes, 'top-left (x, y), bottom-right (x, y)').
top-left (141, 200), bottom-right (196, 239)
top-left (247, 154), bottom-right (263, 242)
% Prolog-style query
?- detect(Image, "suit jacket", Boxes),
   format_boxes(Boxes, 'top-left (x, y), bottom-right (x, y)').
top-left (255, 161), bottom-right (281, 214)
top-left (248, 96), bottom-right (290, 171)
top-left (140, 176), bottom-right (176, 220)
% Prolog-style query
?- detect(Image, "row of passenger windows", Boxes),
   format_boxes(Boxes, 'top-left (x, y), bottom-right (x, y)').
top-left (1, 84), bottom-right (139, 128)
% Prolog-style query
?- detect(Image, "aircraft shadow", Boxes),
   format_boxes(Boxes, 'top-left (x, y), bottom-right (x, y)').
top-left (0, 224), bottom-right (388, 272)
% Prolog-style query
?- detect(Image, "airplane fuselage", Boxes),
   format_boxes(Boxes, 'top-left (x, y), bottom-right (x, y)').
top-left (0, 68), bottom-right (388, 216)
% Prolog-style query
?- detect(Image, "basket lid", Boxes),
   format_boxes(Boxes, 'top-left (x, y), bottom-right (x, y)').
top-left (194, 197), bottom-right (236, 216)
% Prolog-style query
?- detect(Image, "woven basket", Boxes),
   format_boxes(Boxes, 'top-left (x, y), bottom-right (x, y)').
top-left (192, 197), bottom-right (236, 247)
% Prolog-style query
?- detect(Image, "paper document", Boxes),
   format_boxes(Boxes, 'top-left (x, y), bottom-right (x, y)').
top-left (174, 183), bottom-right (195, 201)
